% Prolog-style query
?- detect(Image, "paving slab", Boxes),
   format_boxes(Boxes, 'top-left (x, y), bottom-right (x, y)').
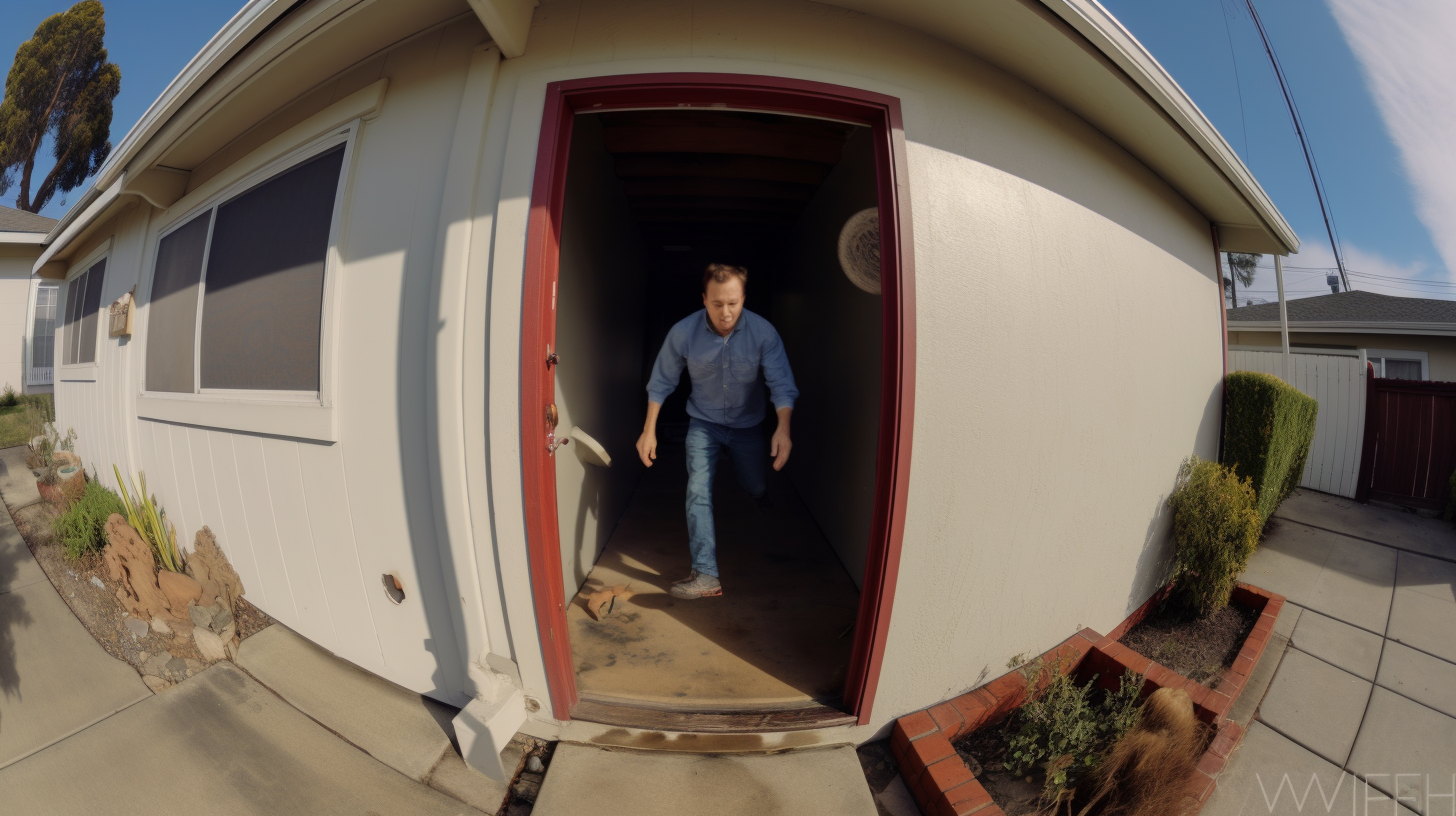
top-left (1275, 489), bottom-right (1456, 561)
top-left (531, 742), bottom-right (877, 816)
top-left (1348, 687), bottom-right (1456, 815)
top-left (424, 744), bottom-right (519, 814)
top-left (1243, 521), bottom-right (1330, 600)
top-left (1397, 552), bottom-right (1456, 604)
top-left (1303, 533), bottom-right (1398, 632)
top-left (1290, 608), bottom-right (1385, 680)
top-left (0, 663), bottom-right (482, 815)
top-left (0, 447), bottom-right (40, 512)
top-left (1229, 632), bottom-right (1288, 727)
top-left (1387, 589), bottom-right (1456, 664)
top-left (1273, 601), bottom-right (1302, 639)
top-left (0, 578), bottom-right (151, 768)
top-left (0, 520), bottom-right (45, 595)
top-left (235, 623), bottom-right (458, 782)
top-left (1376, 641), bottom-right (1456, 719)
top-left (1204, 722), bottom-right (1415, 816)
top-left (1258, 648), bottom-right (1372, 766)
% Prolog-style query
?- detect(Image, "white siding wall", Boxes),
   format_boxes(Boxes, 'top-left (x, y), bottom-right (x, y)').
top-left (53, 19), bottom-right (492, 704)
top-left (0, 254), bottom-right (38, 394)
top-left (478, 0), bottom-right (1226, 736)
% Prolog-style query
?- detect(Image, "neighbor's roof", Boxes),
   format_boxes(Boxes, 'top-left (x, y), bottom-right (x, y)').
top-left (1228, 291), bottom-right (1456, 336)
top-left (35, 0), bottom-right (1299, 270)
top-left (0, 204), bottom-right (59, 234)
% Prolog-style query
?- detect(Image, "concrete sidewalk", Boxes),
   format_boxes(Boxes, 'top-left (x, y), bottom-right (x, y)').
top-left (1206, 489), bottom-right (1456, 816)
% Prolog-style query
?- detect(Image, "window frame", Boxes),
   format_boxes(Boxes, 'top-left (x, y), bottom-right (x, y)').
top-left (1365, 348), bottom-right (1429, 381)
top-left (26, 279), bottom-right (60, 385)
top-left (57, 239), bottom-right (112, 379)
top-left (135, 124), bottom-right (356, 441)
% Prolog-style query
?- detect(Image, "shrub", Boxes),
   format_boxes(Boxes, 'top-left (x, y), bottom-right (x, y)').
top-left (114, 467), bottom-right (184, 572)
top-left (54, 479), bottom-right (126, 561)
top-left (1005, 657), bottom-right (1143, 803)
top-left (1222, 371), bottom-right (1319, 524)
top-left (1168, 456), bottom-right (1262, 616)
top-left (0, 385), bottom-right (17, 408)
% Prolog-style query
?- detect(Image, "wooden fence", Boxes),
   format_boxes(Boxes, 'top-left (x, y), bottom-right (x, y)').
top-left (1228, 349), bottom-right (1368, 499)
top-left (1356, 377), bottom-right (1456, 511)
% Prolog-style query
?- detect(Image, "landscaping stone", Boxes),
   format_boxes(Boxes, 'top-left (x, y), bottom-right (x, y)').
top-left (165, 657), bottom-right (187, 677)
top-left (194, 624), bottom-right (227, 661)
top-left (123, 617), bottom-right (149, 640)
top-left (1290, 608), bottom-right (1384, 680)
top-left (144, 653), bottom-right (170, 677)
top-left (103, 516), bottom-right (173, 621)
top-left (157, 570), bottom-right (202, 611)
top-left (150, 617), bottom-right (171, 636)
top-left (188, 601), bottom-right (213, 629)
top-left (187, 526), bottom-right (243, 612)
top-left (1387, 588), bottom-right (1456, 664)
top-left (1347, 687), bottom-right (1456, 811)
top-left (1376, 641), bottom-right (1456, 718)
top-left (1258, 648), bottom-right (1371, 765)
top-left (88, 575), bottom-right (103, 590)
top-left (142, 675), bottom-right (172, 693)
top-left (210, 606), bottom-right (233, 633)
top-left (531, 742), bottom-right (877, 816)
top-left (526, 755), bottom-right (543, 773)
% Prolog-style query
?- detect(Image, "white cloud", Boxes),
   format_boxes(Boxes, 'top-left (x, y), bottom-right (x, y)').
top-left (1327, 0), bottom-right (1456, 281)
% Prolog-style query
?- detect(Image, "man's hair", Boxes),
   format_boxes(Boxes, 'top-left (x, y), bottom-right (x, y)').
top-left (702, 263), bottom-right (748, 293)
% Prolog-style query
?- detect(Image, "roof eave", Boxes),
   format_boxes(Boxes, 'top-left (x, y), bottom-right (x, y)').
top-left (1229, 320), bottom-right (1456, 337)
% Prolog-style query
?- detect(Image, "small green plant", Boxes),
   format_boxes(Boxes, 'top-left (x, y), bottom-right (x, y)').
top-left (54, 479), bottom-right (126, 561)
top-left (0, 385), bottom-right (17, 408)
top-left (113, 466), bottom-right (184, 573)
top-left (1004, 657), bottom-right (1143, 803)
top-left (1167, 456), bottom-right (1262, 616)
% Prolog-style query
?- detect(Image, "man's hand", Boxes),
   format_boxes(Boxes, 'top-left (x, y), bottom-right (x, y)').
top-left (770, 406), bottom-right (793, 471)
top-left (636, 429), bottom-right (657, 467)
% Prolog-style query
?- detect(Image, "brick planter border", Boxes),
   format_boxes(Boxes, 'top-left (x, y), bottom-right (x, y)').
top-left (891, 582), bottom-right (1285, 816)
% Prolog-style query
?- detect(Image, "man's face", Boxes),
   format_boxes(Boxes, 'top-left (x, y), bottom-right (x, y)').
top-left (703, 277), bottom-right (745, 337)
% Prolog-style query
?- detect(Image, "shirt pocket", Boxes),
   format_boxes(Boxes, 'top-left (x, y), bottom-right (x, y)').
top-left (686, 355), bottom-right (717, 379)
top-left (730, 352), bottom-right (760, 384)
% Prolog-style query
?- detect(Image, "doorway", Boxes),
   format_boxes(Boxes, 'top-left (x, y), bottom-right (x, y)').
top-left (520, 75), bottom-right (915, 729)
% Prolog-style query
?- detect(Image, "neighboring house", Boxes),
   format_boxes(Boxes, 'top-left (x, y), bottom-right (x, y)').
top-left (27, 0), bottom-right (1295, 761)
top-left (1228, 290), bottom-right (1456, 381)
top-left (0, 205), bottom-right (59, 395)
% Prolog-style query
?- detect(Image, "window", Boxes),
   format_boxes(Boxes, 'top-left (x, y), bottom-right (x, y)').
top-left (62, 258), bottom-right (107, 365)
top-left (1370, 356), bottom-right (1423, 380)
top-left (145, 143), bottom-right (346, 395)
top-left (30, 284), bottom-right (58, 382)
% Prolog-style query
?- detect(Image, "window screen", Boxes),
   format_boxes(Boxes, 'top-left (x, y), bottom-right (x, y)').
top-left (199, 145), bottom-right (344, 391)
top-left (62, 259), bottom-right (105, 365)
top-left (31, 285), bottom-right (58, 370)
top-left (146, 212), bottom-right (211, 393)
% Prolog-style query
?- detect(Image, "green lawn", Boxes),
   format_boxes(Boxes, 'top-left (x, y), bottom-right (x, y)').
top-left (0, 394), bottom-right (53, 450)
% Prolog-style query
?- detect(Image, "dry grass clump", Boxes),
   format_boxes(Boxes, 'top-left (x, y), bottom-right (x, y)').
top-left (1059, 687), bottom-right (1207, 816)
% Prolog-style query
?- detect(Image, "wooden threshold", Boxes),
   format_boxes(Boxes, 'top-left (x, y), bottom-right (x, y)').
top-left (571, 696), bottom-right (856, 733)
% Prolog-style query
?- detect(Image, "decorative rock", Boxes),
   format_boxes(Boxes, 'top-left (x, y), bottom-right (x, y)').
top-left (224, 637), bottom-right (238, 661)
top-left (138, 651), bottom-right (149, 662)
top-left (104, 515), bottom-right (171, 620)
top-left (189, 602), bottom-right (214, 629)
top-left (210, 607), bottom-right (233, 635)
top-left (143, 675), bottom-right (173, 693)
top-left (150, 617), bottom-right (172, 636)
top-left (165, 657), bottom-right (188, 680)
top-left (90, 575), bottom-right (105, 590)
top-left (158, 570), bottom-right (203, 612)
top-left (217, 621), bottom-right (236, 647)
top-left (526, 756), bottom-right (544, 773)
top-left (145, 653), bottom-right (170, 676)
top-left (124, 617), bottom-right (150, 639)
top-left (188, 526), bottom-right (244, 613)
top-left (194, 627), bottom-right (227, 662)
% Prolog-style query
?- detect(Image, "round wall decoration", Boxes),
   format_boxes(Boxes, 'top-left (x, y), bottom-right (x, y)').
top-left (837, 207), bottom-right (882, 294)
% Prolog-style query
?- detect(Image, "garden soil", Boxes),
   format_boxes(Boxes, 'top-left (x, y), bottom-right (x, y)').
top-left (1117, 600), bottom-right (1258, 685)
top-left (954, 723), bottom-right (1044, 816)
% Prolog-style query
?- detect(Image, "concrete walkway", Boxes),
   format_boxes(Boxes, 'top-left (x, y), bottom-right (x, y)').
top-left (1206, 489), bottom-right (1456, 816)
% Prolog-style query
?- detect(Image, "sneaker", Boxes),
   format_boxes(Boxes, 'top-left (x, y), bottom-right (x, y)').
top-left (669, 570), bottom-right (722, 599)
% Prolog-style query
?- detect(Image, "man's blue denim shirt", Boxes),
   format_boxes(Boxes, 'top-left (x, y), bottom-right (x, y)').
top-left (646, 308), bottom-right (798, 429)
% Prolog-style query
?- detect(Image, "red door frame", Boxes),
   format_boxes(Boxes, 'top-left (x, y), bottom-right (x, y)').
top-left (520, 73), bottom-right (916, 726)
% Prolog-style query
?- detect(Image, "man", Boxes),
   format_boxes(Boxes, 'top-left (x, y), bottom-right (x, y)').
top-left (636, 263), bottom-right (799, 600)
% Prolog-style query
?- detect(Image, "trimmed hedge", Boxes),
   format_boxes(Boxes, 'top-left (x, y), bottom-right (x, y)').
top-left (1222, 371), bottom-right (1319, 524)
top-left (1168, 456), bottom-right (1262, 615)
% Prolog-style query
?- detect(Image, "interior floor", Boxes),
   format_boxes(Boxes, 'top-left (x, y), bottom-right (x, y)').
top-left (567, 436), bottom-right (862, 710)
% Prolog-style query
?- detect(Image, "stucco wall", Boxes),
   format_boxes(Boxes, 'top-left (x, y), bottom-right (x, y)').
top-left (477, 0), bottom-right (1225, 736)
top-left (1231, 330), bottom-right (1456, 382)
top-left (0, 250), bottom-right (42, 395)
top-left (552, 114), bottom-right (648, 595)
top-left (774, 126), bottom-right (882, 586)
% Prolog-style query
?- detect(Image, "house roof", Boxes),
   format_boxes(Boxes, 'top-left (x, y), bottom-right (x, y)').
top-left (35, 0), bottom-right (1299, 270)
top-left (1227, 291), bottom-right (1456, 336)
top-left (0, 204), bottom-right (59, 234)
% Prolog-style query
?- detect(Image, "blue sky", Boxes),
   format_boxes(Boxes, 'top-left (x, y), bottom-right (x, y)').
top-left (3, 1), bottom-right (1451, 302)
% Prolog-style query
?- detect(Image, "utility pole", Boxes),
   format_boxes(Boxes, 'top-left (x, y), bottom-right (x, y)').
top-left (1276, 255), bottom-right (1291, 378)
top-left (1246, 0), bottom-right (1350, 292)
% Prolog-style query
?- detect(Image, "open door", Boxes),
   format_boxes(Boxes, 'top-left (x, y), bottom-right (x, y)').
top-left (521, 74), bottom-right (915, 728)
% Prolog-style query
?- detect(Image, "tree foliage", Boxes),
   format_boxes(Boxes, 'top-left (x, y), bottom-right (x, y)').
top-left (0, 1), bottom-right (121, 213)
top-left (1224, 252), bottom-right (1261, 308)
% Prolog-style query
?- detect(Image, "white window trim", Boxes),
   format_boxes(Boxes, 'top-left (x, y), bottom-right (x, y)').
top-left (1364, 348), bottom-right (1429, 380)
top-left (135, 124), bottom-right (357, 442)
top-left (57, 238), bottom-right (112, 380)
top-left (25, 279), bottom-right (59, 386)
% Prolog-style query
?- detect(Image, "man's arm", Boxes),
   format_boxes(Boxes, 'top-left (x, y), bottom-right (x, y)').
top-left (637, 401), bottom-right (662, 467)
top-left (761, 328), bottom-right (798, 471)
top-left (770, 406), bottom-right (792, 471)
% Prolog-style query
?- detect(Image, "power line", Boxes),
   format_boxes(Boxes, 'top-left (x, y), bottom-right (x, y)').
top-left (1220, 0), bottom-right (1252, 161)
top-left (1245, 0), bottom-right (1351, 292)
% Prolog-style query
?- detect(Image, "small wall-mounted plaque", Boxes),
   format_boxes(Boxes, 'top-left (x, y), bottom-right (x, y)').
top-left (108, 290), bottom-right (134, 337)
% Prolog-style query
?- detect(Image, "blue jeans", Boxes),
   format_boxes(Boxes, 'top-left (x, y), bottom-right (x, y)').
top-left (685, 418), bottom-right (768, 578)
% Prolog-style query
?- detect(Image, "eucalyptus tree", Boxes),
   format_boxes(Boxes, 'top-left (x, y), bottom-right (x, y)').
top-left (0, 1), bottom-right (121, 213)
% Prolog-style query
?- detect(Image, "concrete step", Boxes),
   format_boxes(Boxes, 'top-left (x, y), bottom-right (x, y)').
top-left (532, 742), bottom-right (877, 816)
top-left (235, 624), bottom-right (519, 813)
